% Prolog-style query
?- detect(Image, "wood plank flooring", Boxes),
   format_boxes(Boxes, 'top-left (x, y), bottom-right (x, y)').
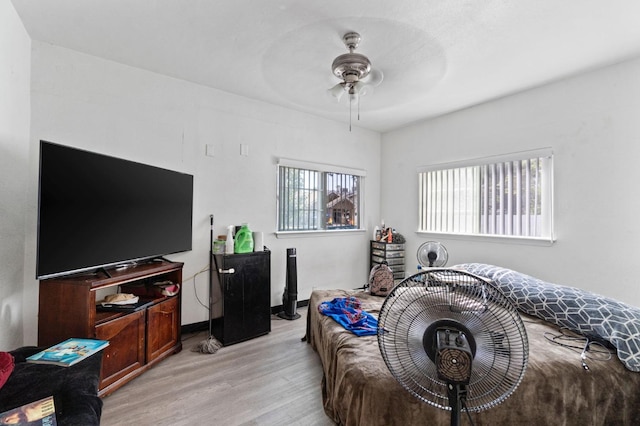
top-left (101, 307), bottom-right (335, 425)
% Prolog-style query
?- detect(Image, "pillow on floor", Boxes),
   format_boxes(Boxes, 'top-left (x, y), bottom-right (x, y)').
top-left (455, 263), bottom-right (640, 372)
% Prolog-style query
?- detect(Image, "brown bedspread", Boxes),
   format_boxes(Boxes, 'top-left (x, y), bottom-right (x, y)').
top-left (307, 289), bottom-right (640, 426)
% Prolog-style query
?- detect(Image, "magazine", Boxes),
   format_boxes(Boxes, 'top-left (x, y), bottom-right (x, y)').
top-left (26, 338), bottom-right (109, 367)
top-left (0, 395), bottom-right (57, 425)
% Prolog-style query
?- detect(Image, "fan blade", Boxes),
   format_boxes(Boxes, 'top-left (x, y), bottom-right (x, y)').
top-left (327, 83), bottom-right (345, 101)
top-left (365, 68), bottom-right (384, 86)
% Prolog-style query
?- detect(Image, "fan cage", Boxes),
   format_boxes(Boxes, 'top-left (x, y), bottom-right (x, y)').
top-left (377, 269), bottom-right (529, 413)
top-left (417, 241), bottom-right (448, 268)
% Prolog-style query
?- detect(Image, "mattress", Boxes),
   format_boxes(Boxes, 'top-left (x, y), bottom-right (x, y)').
top-left (307, 289), bottom-right (640, 426)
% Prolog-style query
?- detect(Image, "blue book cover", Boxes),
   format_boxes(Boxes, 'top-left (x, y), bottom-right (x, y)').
top-left (26, 338), bottom-right (109, 367)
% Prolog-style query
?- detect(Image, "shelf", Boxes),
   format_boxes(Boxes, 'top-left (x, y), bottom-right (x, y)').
top-left (370, 240), bottom-right (405, 280)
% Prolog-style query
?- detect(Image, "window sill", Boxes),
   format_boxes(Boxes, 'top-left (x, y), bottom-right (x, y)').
top-left (416, 231), bottom-right (556, 246)
top-left (275, 229), bottom-right (366, 238)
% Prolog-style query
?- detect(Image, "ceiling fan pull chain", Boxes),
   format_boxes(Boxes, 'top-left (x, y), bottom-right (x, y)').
top-left (349, 95), bottom-right (353, 132)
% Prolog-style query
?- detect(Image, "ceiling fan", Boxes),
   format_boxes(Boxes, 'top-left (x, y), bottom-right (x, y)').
top-left (328, 32), bottom-right (384, 130)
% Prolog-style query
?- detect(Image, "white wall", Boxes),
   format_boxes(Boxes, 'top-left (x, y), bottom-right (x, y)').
top-left (0, 1), bottom-right (31, 349)
top-left (8, 15), bottom-right (640, 347)
top-left (20, 42), bottom-right (381, 344)
top-left (382, 56), bottom-right (640, 307)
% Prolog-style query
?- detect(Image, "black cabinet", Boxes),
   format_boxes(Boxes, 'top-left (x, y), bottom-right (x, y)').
top-left (211, 250), bottom-right (271, 346)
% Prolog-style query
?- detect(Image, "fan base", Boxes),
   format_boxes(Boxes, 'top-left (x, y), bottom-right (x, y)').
top-left (277, 311), bottom-right (301, 320)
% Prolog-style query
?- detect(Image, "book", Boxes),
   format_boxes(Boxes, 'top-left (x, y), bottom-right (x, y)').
top-left (26, 338), bottom-right (109, 367)
top-left (0, 395), bottom-right (57, 425)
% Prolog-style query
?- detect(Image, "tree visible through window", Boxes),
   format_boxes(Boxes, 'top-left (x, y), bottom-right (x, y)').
top-left (418, 150), bottom-right (554, 240)
top-left (278, 163), bottom-right (362, 232)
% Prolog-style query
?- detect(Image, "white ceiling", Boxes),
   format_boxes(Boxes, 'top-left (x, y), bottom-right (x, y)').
top-left (10, 0), bottom-right (640, 133)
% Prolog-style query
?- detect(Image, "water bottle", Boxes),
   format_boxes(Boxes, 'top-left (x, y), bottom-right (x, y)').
top-left (225, 226), bottom-right (234, 254)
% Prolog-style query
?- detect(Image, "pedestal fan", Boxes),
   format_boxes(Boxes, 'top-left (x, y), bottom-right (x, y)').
top-left (417, 241), bottom-right (448, 267)
top-left (377, 269), bottom-right (529, 426)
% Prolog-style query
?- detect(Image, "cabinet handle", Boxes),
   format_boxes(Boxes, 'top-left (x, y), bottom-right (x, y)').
top-left (218, 268), bottom-right (235, 274)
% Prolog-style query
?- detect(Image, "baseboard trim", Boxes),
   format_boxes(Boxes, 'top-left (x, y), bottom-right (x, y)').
top-left (181, 321), bottom-right (208, 335)
top-left (270, 299), bottom-right (309, 315)
top-left (180, 299), bottom-right (310, 335)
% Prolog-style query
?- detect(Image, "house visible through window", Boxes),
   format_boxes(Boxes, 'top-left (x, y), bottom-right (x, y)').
top-left (277, 160), bottom-right (364, 232)
top-left (418, 149), bottom-right (554, 240)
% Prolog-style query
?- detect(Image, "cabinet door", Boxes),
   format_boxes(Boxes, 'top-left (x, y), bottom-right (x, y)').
top-left (243, 255), bottom-right (271, 337)
top-left (146, 296), bottom-right (180, 362)
top-left (96, 310), bottom-right (145, 389)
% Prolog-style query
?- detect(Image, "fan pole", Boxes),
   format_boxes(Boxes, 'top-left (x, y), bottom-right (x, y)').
top-left (447, 383), bottom-right (466, 426)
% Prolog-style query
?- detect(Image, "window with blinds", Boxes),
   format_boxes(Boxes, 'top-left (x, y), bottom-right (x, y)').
top-left (277, 160), bottom-right (364, 232)
top-left (418, 150), bottom-right (554, 240)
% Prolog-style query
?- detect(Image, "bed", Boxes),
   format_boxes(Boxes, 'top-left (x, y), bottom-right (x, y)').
top-left (306, 265), bottom-right (640, 426)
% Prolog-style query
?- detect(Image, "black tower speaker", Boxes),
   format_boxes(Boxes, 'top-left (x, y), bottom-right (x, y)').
top-left (278, 248), bottom-right (300, 320)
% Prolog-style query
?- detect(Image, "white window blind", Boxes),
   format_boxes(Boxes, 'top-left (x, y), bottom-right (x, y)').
top-left (418, 149), bottom-right (553, 240)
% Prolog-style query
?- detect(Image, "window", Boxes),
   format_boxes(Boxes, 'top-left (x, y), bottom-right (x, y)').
top-left (277, 159), bottom-right (364, 232)
top-left (418, 149), bottom-right (554, 241)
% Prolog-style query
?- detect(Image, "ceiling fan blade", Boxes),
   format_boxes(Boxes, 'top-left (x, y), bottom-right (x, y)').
top-left (365, 68), bottom-right (384, 87)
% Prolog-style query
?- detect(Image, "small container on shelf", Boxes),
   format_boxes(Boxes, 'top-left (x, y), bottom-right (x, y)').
top-left (212, 239), bottom-right (225, 254)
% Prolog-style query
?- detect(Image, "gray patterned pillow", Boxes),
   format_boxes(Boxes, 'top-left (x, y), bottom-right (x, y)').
top-left (455, 263), bottom-right (640, 372)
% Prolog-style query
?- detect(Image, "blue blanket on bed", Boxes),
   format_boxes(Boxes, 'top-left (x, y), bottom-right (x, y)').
top-left (318, 297), bottom-right (378, 336)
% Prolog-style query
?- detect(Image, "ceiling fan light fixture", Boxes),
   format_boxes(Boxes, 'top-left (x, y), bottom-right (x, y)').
top-left (328, 31), bottom-right (383, 131)
top-left (327, 83), bottom-right (346, 101)
top-left (353, 80), bottom-right (370, 97)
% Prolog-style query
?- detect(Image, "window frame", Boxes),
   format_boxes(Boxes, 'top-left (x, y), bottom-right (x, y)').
top-left (276, 158), bottom-right (366, 237)
top-left (417, 148), bottom-right (555, 245)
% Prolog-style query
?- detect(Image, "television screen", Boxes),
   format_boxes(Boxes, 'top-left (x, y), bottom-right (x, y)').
top-left (36, 141), bottom-right (193, 279)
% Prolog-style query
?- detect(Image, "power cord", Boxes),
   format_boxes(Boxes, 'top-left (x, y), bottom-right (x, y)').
top-left (460, 397), bottom-right (476, 426)
top-left (184, 263), bottom-right (217, 310)
top-left (543, 327), bottom-right (612, 370)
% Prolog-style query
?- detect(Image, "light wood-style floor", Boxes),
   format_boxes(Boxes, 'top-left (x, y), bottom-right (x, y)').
top-left (101, 307), bottom-right (335, 426)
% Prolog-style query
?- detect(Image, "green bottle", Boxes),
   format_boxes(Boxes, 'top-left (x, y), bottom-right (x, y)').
top-left (234, 223), bottom-right (254, 253)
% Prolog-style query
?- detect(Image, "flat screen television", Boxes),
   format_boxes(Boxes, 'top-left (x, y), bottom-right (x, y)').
top-left (36, 140), bottom-right (194, 279)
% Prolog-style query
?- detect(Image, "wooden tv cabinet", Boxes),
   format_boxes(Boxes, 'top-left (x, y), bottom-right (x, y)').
top-left (37, 259), bottom-right (183, 397)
